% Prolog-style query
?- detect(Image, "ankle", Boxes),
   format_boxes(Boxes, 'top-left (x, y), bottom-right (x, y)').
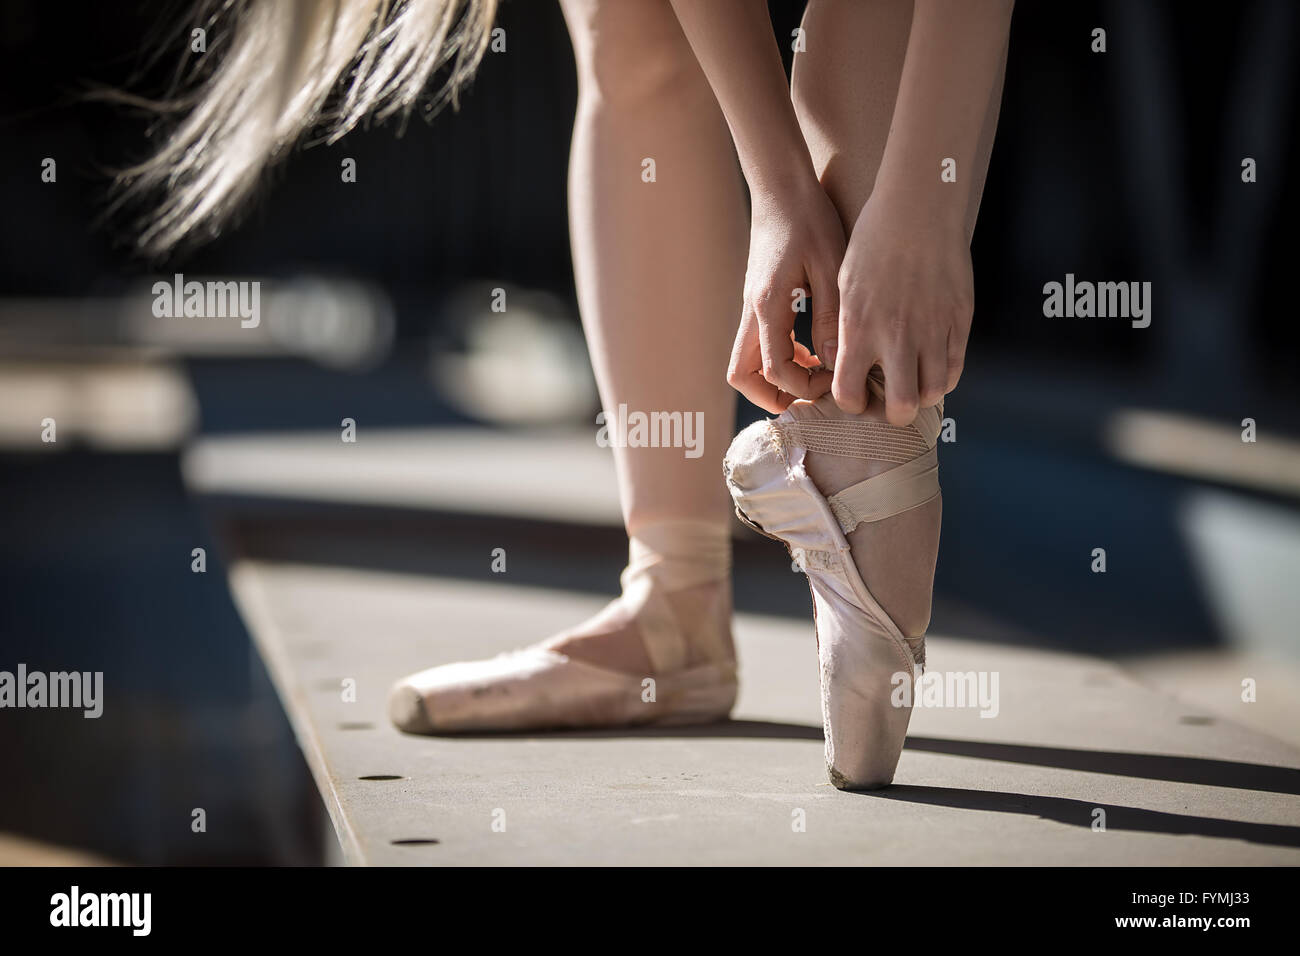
top-left (663, 579), bottom-right (734, 666)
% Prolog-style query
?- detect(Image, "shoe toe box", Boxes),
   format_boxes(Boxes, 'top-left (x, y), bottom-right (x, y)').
top-left (387, 680), bottom-right (435, 734)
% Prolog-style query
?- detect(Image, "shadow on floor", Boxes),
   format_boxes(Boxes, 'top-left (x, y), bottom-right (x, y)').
top-left (867, 785), bottom-right (1300, 849)
top-left (400, 719), bottom-right (1300, 796)
top-left (410, 718), bottom-right (1300, 847)
top-left (903, 735), bottom-right (1300, 796)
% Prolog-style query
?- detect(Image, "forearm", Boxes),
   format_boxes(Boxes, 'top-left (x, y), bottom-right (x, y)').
top-left (668, 0), bottom-right (815, 197)
top-left (872, 0), bottom-right (1014, 233)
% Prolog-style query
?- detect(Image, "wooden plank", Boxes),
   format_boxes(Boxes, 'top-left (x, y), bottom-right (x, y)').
top-left (226, 556), bottom-right (1300, 866)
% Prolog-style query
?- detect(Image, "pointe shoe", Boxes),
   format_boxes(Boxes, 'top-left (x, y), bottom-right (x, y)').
top-left (388, 645), bottom-right (736, 733)
top-left (388, 520), bottom-right (737, 733)
top-left (723, 379), bottom-right (942, 789)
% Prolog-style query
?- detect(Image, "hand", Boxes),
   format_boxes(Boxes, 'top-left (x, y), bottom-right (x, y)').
top-left (726, 179), bottom-right (845, 414)
top-left (831, 192), bottom-right (974, 424)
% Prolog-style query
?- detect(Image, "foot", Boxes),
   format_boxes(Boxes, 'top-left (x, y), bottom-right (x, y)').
top-left (724, 388), bottom-right (943, 789)
top-left (388, 520), bottom-right (737, 734)
top-left (788, 395), bottom-right (941, 644)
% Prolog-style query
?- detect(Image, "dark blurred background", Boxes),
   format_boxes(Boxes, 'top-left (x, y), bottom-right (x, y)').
top-left (1, 0), bottom-right (1297, 864)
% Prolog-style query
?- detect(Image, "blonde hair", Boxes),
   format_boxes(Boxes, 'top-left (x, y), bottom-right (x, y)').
top-left (110, 0), bottom-right (497, 257)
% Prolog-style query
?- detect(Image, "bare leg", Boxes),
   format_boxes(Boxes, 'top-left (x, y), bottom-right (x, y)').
top-left (388, 1), bottom-right (748, 734)
top-left (549, 0), bottom-right (748, 672)
top-left (790, 0), bottom-right (1007, 640)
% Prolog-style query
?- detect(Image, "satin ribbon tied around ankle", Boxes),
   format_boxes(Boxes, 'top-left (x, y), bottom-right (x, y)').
top-left (619, 519), bottom-right (731, 674)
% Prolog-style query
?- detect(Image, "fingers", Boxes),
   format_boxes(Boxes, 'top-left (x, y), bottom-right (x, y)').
top-left (755, 290), bottom-right (832, 400)
top-left (808, 265), bottom-right (840, 372)
top-left (830, 313), bottom-right (876, 415)
top-left (831, 265), bottom-right (873, 414)
top-left (791, 336), bottom-right (821, 370)
top-left (727, 310), bottom-right (796, 414)
top-left (830, 312), bottom-right (921, 424)
top-left (945, 324), bottom-right (969, 394)
top-left (833, 284), bottom-right (955, 421)
top-left (836, 337), bottom-right (947, 424)
top-left (881, 348), bottom-right (920, 426)
top-left (917, 331), bottom-right (949, 409)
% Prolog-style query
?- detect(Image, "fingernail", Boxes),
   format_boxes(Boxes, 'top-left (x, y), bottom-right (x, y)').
top-left (821, 341), bottom-right (837, 368)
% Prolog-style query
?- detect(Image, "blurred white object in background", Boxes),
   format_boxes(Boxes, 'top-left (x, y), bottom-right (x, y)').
top-left (264, 276), bottom-right (395, 371)
top-left (115, 274), bottom-right (395, 370)
top-left (1180, 489), bottom-right (1300, 658)
top-left (1105, 408), bottom-right (1300, 498)
top-left (0, 358), bottom-right (197, 450)
top-left (431, 283), bottom-right (597, 426)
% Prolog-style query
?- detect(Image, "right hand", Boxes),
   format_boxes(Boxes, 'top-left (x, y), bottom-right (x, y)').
top-left (727, 179), bottom-right (846, 414)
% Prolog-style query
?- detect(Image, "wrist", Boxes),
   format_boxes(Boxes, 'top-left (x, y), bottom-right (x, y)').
top-left (745, 158), bottom-right (823, 213)
top-left (865, 171), bottom-right (969, 236)
top-left (736, 128), bottom-right (821, 206)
